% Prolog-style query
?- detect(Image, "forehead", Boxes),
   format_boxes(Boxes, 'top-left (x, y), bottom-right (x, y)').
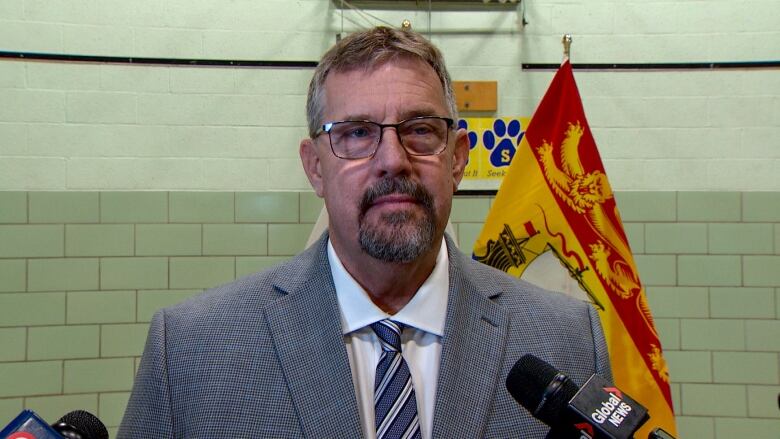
top-left (322, 58), bottom-right (448, 120)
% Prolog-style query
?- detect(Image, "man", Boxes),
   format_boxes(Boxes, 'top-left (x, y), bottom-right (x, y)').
top-left (119, 26), bottom-right (610, 438)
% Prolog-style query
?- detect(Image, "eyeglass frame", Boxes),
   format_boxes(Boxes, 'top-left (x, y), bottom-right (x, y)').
top-left (312, 116), bottom-right (455, 160)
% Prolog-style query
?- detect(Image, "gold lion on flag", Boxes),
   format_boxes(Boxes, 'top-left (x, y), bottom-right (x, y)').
top-left (472, 60), bottom-right (677, 437)
top-left (537, 121), bottom-right (640, 301)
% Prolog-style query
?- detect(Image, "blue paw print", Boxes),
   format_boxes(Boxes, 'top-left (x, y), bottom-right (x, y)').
top-left (483, 119), bottom-right (523, 167)
top-left (457, 119), bottom-right (479, 152)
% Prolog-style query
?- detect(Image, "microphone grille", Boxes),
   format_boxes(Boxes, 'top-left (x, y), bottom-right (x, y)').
top-left (506, 354), bottom-right (579, 425)
top-left (56, 410), bottom-right (109, 439)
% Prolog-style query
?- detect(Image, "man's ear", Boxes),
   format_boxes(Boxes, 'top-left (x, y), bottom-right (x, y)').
top-left (451, 128), bottom-right (470, 190)
top-left (300, 138), bottom-right (325, 197)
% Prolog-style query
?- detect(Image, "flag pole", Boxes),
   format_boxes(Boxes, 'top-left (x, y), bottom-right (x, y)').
top-left (562, 34), bottom-right (572, 63)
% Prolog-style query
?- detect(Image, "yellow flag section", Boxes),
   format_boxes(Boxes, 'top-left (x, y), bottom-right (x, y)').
top-left (473, 60), bottom-right (677, 437)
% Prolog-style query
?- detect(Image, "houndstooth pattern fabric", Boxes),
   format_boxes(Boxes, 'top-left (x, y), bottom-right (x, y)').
top-left (118, 232), bottom-right (611, 439)
top-left (371, 320), bottom-right (422, 439)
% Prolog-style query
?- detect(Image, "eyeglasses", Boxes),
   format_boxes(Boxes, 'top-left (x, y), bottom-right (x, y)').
top-left (313, 116), bottom-right (454, 160)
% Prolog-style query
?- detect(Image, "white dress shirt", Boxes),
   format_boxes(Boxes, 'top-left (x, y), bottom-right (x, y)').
top-left (328, 239), bottom-right (449, 439)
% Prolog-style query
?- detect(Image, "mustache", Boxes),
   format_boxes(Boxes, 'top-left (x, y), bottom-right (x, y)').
top-left (359, 177), bottom-right (435, 216)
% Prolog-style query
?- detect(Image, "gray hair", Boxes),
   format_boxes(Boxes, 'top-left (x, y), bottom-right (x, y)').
top-left (306, 26), bottom-right (458, 138)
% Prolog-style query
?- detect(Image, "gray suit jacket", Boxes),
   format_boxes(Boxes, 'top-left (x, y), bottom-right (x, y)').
top-left (118, 234), bottom-right (611, 438)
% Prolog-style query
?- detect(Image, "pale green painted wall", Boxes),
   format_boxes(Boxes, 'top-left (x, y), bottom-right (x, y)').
top-left (0, 190), bottom-right (779, 438)
top-left (1, 0), bottom-right (779, 437)
top-left (0, 0), bottom-right (778, 191)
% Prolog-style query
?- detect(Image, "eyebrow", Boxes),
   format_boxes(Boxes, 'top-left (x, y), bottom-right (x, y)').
top-left (336, 108), bottom-right (445, 123)
top-left (338, 113), bottom-right (372, 122)
top-left (401, 108), bottom-right (442, 120)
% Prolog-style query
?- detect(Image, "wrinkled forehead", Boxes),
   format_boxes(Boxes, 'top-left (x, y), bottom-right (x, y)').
top-left (326, 54), bottom-right (444, 93)
top-left (321, 58), bottom-right (446, 110)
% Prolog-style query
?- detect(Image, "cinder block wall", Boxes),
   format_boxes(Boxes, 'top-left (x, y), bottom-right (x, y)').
top-left (1, 1), bottom-right (779, 438)
top-left (0, 191), bottom-right (778, 437)
top-left (1, 0), bottom-right (778, 191)
top-left (459, 192), bottom-right (780, 438)
top-left (0, 191), bottom-right (324, 436)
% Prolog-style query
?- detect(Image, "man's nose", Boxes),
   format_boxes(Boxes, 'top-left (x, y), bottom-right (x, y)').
top-left (373, 127), bottom-right (413, 176)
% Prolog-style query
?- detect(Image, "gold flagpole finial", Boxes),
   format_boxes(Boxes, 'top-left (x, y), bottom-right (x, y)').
top-left (401, 20), bottom-right (412, 30)
top-left (562, 34), bottom-right (572, 61)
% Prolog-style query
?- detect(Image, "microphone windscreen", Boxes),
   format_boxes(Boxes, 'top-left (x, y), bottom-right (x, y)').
top-left (506, 354), bottom-right (579, 426)
top-left (55, 410), bottom-right (109, 439)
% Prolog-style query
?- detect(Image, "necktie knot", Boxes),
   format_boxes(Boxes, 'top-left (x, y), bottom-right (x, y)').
top-left (370, 319), bottom-right (403, 353)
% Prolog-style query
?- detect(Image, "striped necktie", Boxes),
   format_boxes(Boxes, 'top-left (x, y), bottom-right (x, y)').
top-left (370, 320), bottom-right (422, 439)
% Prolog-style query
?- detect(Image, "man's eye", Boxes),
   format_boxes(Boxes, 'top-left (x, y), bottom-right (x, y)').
top-left (405, 123), bottom-right (434, 136)
top-left (346, 127), bottom-right (371, 138)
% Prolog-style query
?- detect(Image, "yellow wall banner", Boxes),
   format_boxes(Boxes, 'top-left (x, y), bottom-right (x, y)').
top-left (457, 117), bottom-right (531, 180)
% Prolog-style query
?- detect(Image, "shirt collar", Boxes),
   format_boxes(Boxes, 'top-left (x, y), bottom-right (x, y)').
top-left (329, 238), bottom-right (449, 337)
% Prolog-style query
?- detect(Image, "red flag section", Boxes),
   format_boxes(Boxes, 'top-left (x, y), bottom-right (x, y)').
top-left (473, 60), bottom-right (676, 438)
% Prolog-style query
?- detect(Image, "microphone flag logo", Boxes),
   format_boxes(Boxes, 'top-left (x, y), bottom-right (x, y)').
top-left (569, 375), bottom-right (648, 438)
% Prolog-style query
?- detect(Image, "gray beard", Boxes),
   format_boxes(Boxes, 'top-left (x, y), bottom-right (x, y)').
top-left (357, 177), bottom-right (437, 263)
top-left (359, 209), bottom-right (435, 263)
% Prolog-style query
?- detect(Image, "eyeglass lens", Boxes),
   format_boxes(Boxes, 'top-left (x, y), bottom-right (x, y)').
top-left (328, 117), bottom-right (449, 159)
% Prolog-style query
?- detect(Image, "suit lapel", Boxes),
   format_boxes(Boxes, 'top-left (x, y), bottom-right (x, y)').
top-left (431, 244), bottom-right (509, 438)
top-left (262, 235), bottom-right (510, 438)
top-left (263, 239), bottom-right (363, 438)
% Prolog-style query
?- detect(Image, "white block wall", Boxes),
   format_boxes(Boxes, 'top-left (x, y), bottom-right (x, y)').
top-left (1, 3), bottom-right (780, 438)
top-left (1, 0), bottom-right (778, 191)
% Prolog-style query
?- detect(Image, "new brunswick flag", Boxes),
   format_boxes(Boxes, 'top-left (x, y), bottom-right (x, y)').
top-left (473, 60), bottom-right (676, 437)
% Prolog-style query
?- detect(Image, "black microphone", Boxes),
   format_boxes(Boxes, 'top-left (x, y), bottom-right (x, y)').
top-left (648, 427), bottom-right (676, 439)
top-left (51, 410), bottom-right (108, 439)
top-left (506, 354), bottom-right (651, 439)
top-left (0, 409), bottom-right (108, 439)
